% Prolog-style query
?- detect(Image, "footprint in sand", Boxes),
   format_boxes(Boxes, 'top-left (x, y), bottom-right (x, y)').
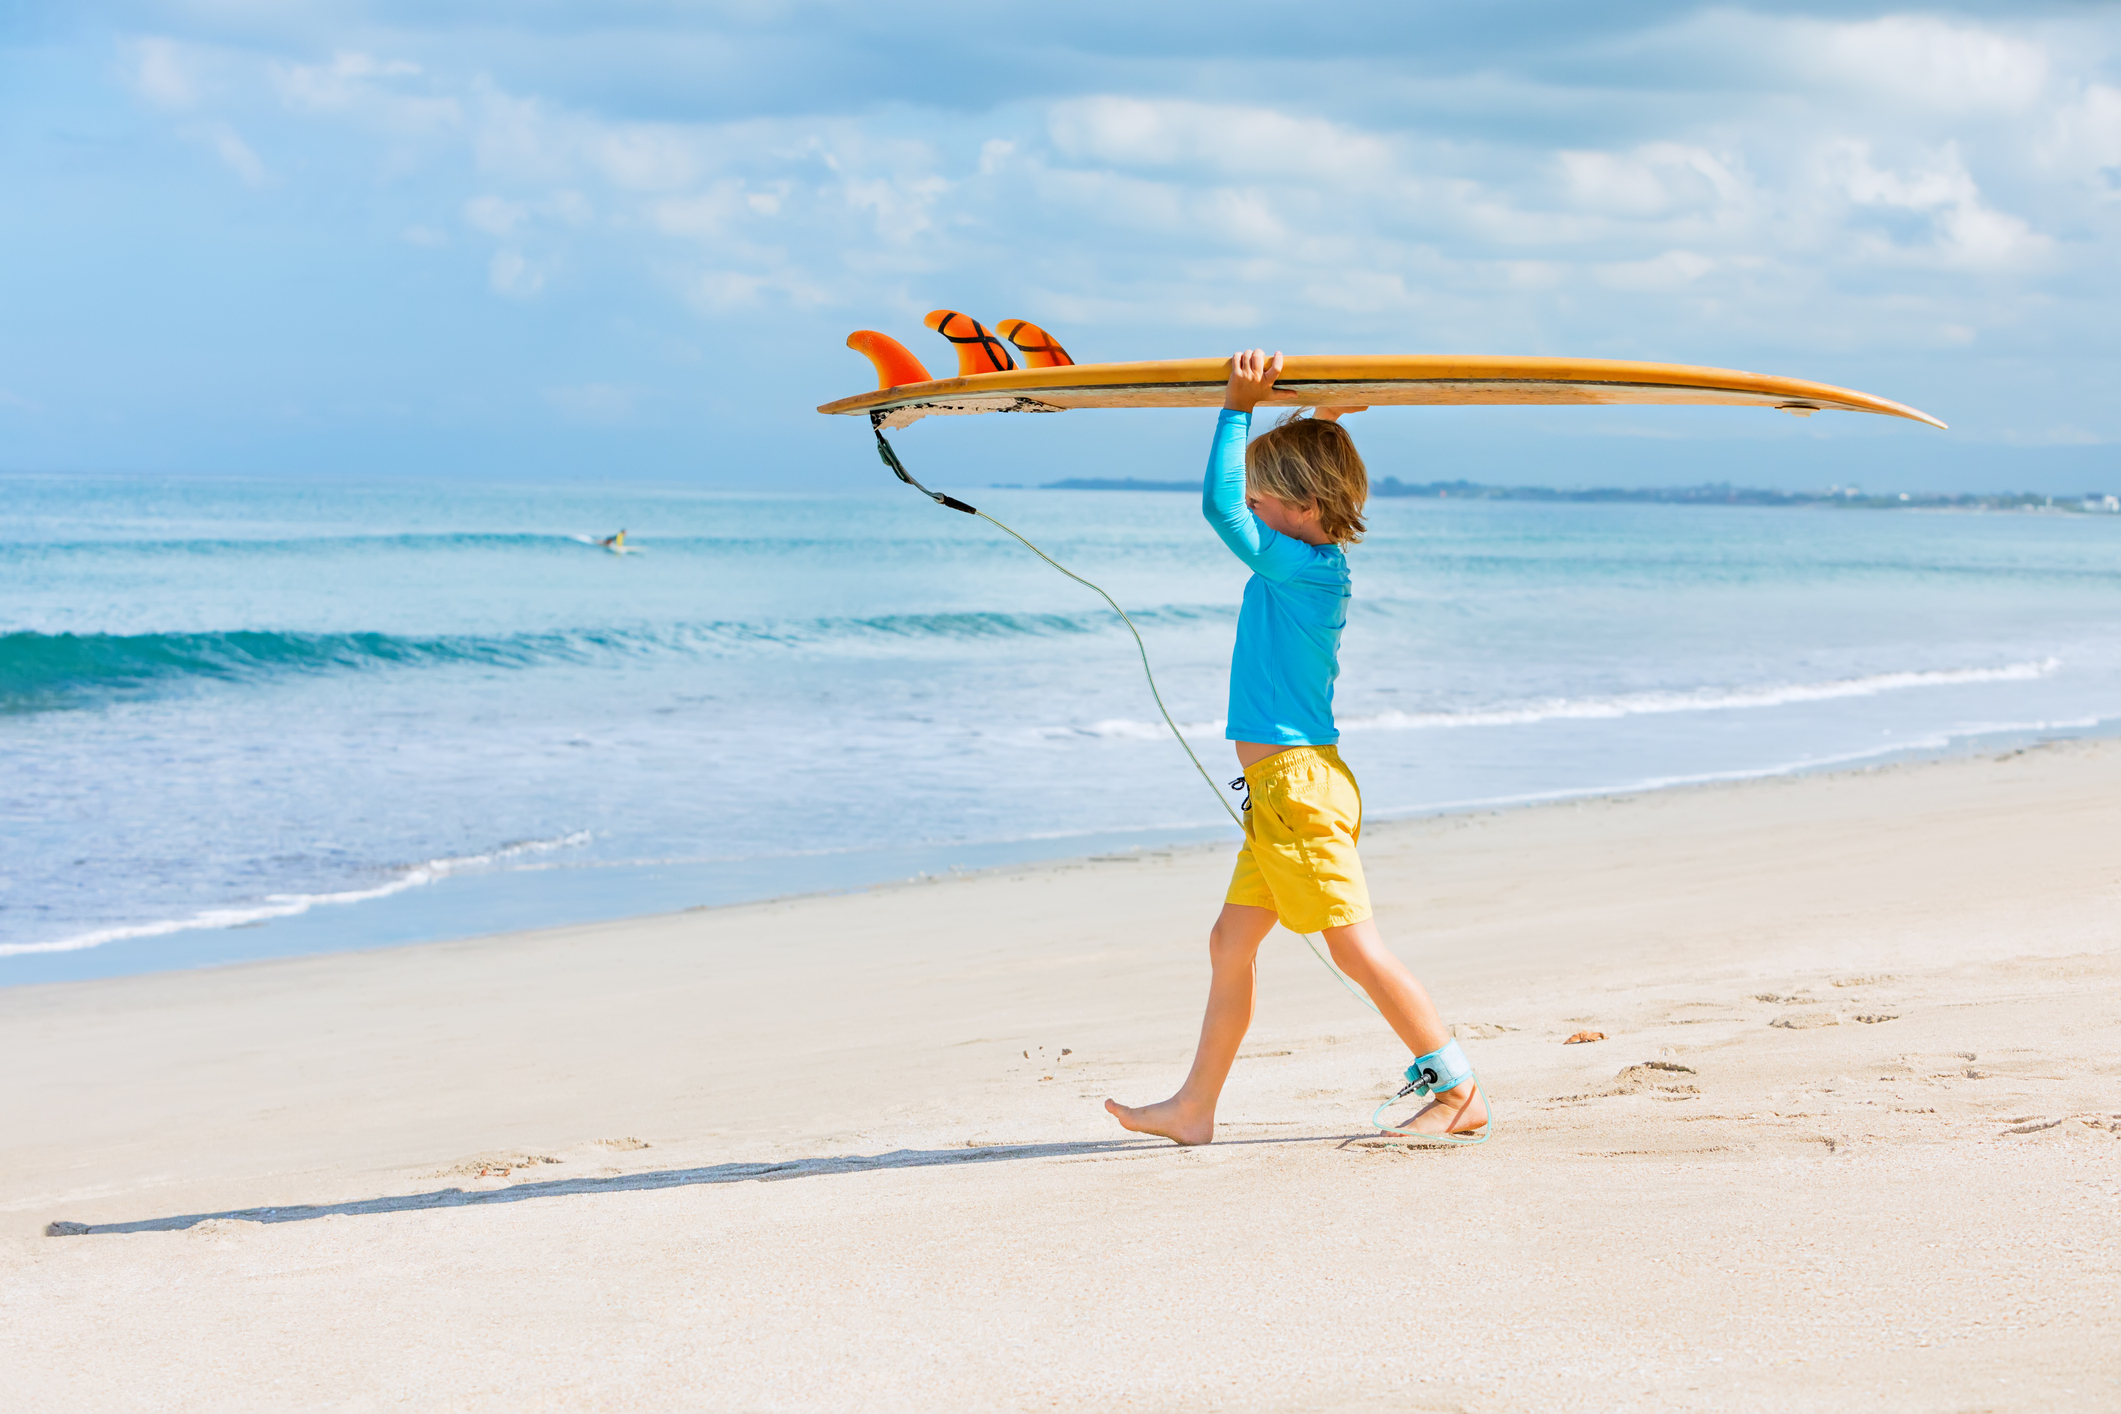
top-left (2003, 1115), bottom-right (2119, 1141)
top-left (1897, 1052), bottom-right (1983, 1083)
top-left (426, 1152), bottom-right (563, 1180)
top-left (1771, 1011), bottom-right (1839, 1029)
top-left (1614, 1062), bottom-right (1700, 1096)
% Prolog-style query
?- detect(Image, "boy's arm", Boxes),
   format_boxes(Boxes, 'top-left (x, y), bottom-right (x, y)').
top-left (1202, 407), bottom-right (1266, 562)
top-left (1202, 350), bottom-right (1314, 581)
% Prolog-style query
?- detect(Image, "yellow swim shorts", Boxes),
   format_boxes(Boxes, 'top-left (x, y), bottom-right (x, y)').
top-left (1224, 744), bottom-right (1372, 933)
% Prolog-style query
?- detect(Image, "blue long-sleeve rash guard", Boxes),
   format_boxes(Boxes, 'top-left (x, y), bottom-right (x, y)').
top-left (1202, 408), bottom-right (1350, 746)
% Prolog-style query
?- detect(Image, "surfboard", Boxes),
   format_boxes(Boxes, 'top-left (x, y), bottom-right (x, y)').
top-left (570, 535), bottom-right (646, 555)
top-left (820, 314), bottom-right (1946, 432)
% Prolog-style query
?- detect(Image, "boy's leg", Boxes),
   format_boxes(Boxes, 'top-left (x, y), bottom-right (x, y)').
top-left (1321, 918), bottom-right (1489, 1136)
top-left (1105, 903), bottom-right (1278, 1146)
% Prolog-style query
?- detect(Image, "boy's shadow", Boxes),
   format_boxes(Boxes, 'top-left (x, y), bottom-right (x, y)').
top-left (46, 1132), bottom-right (1350, 1237)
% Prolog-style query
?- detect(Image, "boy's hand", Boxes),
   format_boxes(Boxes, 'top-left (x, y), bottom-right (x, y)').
top-left (1224, 348), bottom-right (1283, 411)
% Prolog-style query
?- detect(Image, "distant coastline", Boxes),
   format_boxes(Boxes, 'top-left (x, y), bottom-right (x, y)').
top-left (1039, 477), bottom-right (2121, 514)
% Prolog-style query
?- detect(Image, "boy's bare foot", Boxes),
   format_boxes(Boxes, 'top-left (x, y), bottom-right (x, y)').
top-left (1393, 1083), bottom-right (1489, 1137)
top-left (1105, 1095), bottom-right (1215, 1146)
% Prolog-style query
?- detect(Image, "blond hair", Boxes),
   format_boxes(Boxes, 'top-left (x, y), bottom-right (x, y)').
top-left (1245, 411), bottom-right (1368, 544)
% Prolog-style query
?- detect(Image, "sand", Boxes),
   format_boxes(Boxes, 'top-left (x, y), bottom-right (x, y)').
top-left (3, 739), bottom-right (2118, 1411)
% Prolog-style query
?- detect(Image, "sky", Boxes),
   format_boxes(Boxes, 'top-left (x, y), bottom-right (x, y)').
top-left (1, 2), bottom-right (2117, 493)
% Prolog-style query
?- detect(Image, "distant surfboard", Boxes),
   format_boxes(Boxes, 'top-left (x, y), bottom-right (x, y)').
top-left (821, 314), bottom-right (1945, 433)
top-left (570, 535), bottom-right (646, 555)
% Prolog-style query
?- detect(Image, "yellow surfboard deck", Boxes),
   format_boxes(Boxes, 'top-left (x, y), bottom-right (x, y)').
top-left (818, 355), bottom-right (1945, 432)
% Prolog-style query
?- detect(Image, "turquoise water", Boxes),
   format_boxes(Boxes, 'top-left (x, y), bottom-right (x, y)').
top-left (5, 472), bottom-right (2118, 983)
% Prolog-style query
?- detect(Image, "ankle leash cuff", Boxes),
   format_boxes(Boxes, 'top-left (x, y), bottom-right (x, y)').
top-left (1399, 1038), bottom-right (1473, 1099)
top-left (1373, 1037), bottom-right (1492, 1146)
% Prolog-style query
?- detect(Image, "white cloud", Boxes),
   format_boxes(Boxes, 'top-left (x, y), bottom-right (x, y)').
top-left (548, 190), bottom-right (594, 225)
top-left (463, 195), bottom-right (526, 236)
top-left (1427, 178), bottom-right (1603, 250)
top-left (463, 82), bottom-right (743, 193)
top-left (1596, 250), bottom-right (1718, 292)
top-left (488, 248), bottom-right (552, 298)
top-left (842, 173), bottom-right (951, 244)
top-left (648, 182), bottom-right (752, 239)
top-left (463, 191), bottom-right (590, 237)
top-left (2042, 83), bottom-right (2121, 178)
top-left (203, 123), bottom-right (268, 186)
top-left (1026, 166), bottom-right (1189, 235)
top-left (584, 125), bottom-right (702, 192)
top-left (1832, 141), bottom-right (2049, 268)
top-left (468, 82), bottom-right (573, 183)
top-left (1992, 423), bottom-right (2107, 447)
top-left (131, 37), bottom-right (196, 109)
top-left (1048, 97), bottom-right (1394, 179)
top-left (97, 11), bottom-right (2114, 375)
top-left (1557, 143), bottom-right (1745, 219)
top-left (1808, 15), bottom-right (2050, 114)
top-left (271, 51), bottom-right (458, 134)
top-left (1293, 269), bottom-right (1415, 316)
top-left (1488, 261), bottom-right (1562, 292)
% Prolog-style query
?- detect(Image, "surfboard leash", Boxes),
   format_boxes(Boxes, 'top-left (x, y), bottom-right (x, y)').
top-left (872, 418), bottom-right (1228, 810)
top-left (869, 417), bottom-right (1493, 1146)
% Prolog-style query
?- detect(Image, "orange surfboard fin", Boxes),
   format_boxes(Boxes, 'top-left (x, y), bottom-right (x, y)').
top-left (996, 319), bottom-right (1075, 369)
top-left (845, 330), bottom-right (933, 390)
top-left (923, 310), bottom-right (1017, 375)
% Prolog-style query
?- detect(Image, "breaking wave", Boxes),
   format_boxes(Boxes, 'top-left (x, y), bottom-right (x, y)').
top-left (1339, 660), bottom-right (2062, 732)
top-left (0, 832), bottom-right (592, 958)
top-left (2, 606), bottom-right (1225, 712)
top-left (1044, 659), bottom-right (2063, 741)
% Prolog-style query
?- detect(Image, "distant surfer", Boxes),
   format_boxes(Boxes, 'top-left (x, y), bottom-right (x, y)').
top-left (597, 529), bottom-right (627, 551)
top-left (1106, 350), bottom-right (1488, 1145)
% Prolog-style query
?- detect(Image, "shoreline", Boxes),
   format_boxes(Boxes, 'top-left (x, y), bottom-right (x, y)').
top-left (5, 734), bottom-right (2117, 1408)
top-left (7, 715), bottom-right (2114, 989)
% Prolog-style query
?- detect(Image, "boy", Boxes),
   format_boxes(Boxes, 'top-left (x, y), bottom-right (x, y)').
top-left (1106, 349), bottom-right (1488, 1144)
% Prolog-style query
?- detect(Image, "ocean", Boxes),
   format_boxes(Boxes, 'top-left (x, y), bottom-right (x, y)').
top-left (5, 471), bottom-right (2117, 985)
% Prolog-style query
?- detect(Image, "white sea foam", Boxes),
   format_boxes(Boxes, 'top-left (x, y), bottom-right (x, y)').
top-left (0, 832), bottom-right (592, 958)
top-left (1041, 717), bottom-right (1225, 741)
top-left (1342, 659), bottom-right (2061, 732)
top-left (1368, 714), bottom-right (2107, 817)
top-left (1044, 659), bottom-right (2062, 742)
